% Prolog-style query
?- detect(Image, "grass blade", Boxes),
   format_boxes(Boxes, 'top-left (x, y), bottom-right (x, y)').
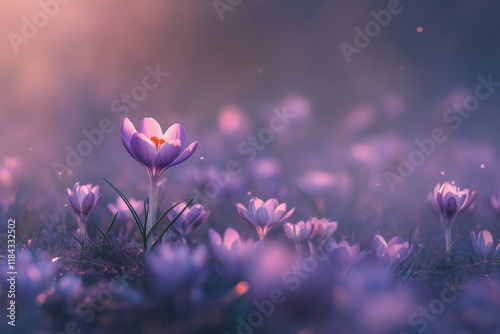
top-left (146, 197), bottom-right (193, 239)
top-left (104, 211), bottom-right (119, 236)
top-left (149, 197), bottom-right (194, 252)
top-left (102, 177), bottom-right (145, 237)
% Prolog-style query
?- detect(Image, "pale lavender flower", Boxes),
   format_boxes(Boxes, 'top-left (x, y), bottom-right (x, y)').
top-left (470, 230), bottom-right (500, 261)
top-left (66, 182), bottom-right (101, 242)
top-left (168, 204), bottom-right (210, 240)
top-left (432, 182), bottom-right (475, 252)
top-left (209, 227), bottom-right (260, 277)
top-left (324, 237), bottom-right (367, 269)
top-left (309, 217), bottom-right (338, 243)
top-left (235, 197), bottom-right (295, 239)
top-left (147, 244), bottom-right (206, 297)
top-left (371, 234), bottom-right (413, 271)
top-left (283, 220), bottom-right (313, 251)
top-left (120, 117), bottom-right (198, 178)
top-left (120, 117), bottom-right (198, 249)
top-left (107, 197), bottom-right (144, 221)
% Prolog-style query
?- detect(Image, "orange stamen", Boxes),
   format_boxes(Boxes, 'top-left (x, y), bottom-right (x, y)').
top-left (151, 136), bottom-right (165, 150)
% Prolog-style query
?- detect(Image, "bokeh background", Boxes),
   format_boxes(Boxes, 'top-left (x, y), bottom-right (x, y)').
top-left (1, 0), bottom-right (500, 229)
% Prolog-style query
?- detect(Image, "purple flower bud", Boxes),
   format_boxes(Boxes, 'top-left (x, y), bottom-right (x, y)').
top-left (470, 230), bottom-right (500, 261)
top-left (371, 234), bottom-right (413, 270)
top-left (168, 204), bottom-right (210, 239)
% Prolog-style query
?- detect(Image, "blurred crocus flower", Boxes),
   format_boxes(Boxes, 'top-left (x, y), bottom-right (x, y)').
top-left (283, 220), bottom-right (313, 251)
top-left (209, 227), bottom-right (260, 278)
top-left (147, 244), bottom-right (206, 298)
top-left (309, 217), bottom-right (338, 243)
top-left (168, 204), bottom-right (210, 240)
top-left (432, 182), bottom-right (476, 252)
top-left (470, 230), bottom-right (500, 261)
top-left (490, 195), bottom-right (500, 216)
top-left (66, 182), bottom-right (101, 242)
top-left (107, 197), bottom-right (144, 221)
top-left (372, 234), bottom-right (413, 271)
top-left (324, 237), bottom-right (367, 270)
top-left (235, 197), bottom-right (295, 239)
top-left (120, 117), bottom-right (198, 179)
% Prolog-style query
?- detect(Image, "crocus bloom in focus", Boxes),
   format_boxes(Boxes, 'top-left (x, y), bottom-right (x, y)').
top-left (309, 217), bottom-right (338, 243)
top-left (120, 117), bottom-right (198, 178)
top-left (120, 117), bottom-right (198, 249)
top-left (283, 220), bottom-right (313, 251)
top-left (168, 204), bottom-right (210, 240)
top-left (235, 197), bottom-right (295, 239)
top-left (470, 230), bottom-right (500, 261)
top-left (432, 182), bottom-right (475, 253)
top-left (372, 234), bottom-right (413, 271)
top-left (66, 182), bottom-right (101, 242)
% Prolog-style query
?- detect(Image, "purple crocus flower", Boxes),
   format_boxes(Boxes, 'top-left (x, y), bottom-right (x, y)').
top-left (235, 197), bottom-right (295, 239)
top-left (324, 237), bottom-right (367, 270)
top-left (120, 117), bottom-right (198, 249)
top-left (432, 182), bottom-right (475, 253)
top-left (66, 182), bottom-right (101, 242)
top-left (372, 233), bottom-right (413, 271)
top-left (283, 220), bottom-right (313, 251)
top-left (309, 217), bottom-right (338, 243)
top-left (209, 227), bottom-right (261, 278)
top-left (470, 230), bottom-right (500, 261)
top-left (168, 204), bottom-right (210, 240)
top-left (120, 117), bottom-right (198, 178)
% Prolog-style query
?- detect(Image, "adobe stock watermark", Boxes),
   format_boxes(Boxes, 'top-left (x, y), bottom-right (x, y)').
top-left (192, 106), bottom-right (296, 206)
top-left (51, 65), bottom-right (169, 182)
top-left (339, 0), bottom-right (405, 64)
top-left (399, 279), bottom-right (467, 334)
top-left (384, 74), bottom-right (500, 192)
top-left (8, 0), bottom-right (74, 54)
top-left (213, 0), bottom-right (245, 22)
top-left (225, 241), bottom-right (333, 334)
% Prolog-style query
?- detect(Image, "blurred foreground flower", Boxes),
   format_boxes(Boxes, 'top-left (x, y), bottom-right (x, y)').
top-left (120, 117), bottom-right (198, 248)
top-left (372, 234), bottom-right (413, 272)
top-left (147, 244), bottom-right (206, 298)
top-left (168, 204), bottom-right (210, 241)
top-left (470, 230), bottom-right (500, 261)
top-left (323, 237), bottom-right (367, 270)
top-left (209, 227), bottom-right (261, 278)
top-left (432, 182), bottom-right (475, 253)
top-left (284, 220), bottom-right (313, 252)
top-left (66, 182), bottom-right (101, 243)
top-left (235, 197), bottom-right (294, 239)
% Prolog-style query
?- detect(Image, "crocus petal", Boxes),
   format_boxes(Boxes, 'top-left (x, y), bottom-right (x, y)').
top-left (223, 227), bottom-right (240, 248)
top-left (80, 193), bottom-right (96, 216)
top-left (154, 140), bottom-right (182, 169)
top-left (139, 117), bottom-right (163, 138)
top-left (169, 141), bottom-right (198, 168)
top-left (208, 229), bottom-right (222, 246)
top-left (255, 207), bottom-right (270, 227)
top-left (470, 231), bottom-right (479, 254)
top-left (121, 118), bottom-right (138, 159)
top-left (235, 203), bottom-right (253, 224)
top-left (131, 133), bottom-right (157, 168)
top-left (163, 123), bottom-right (186, 144)
top-left (388, 236), bottom-right (404, 249)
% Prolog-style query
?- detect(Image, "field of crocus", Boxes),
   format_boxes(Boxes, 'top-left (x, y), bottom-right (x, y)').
top-left (2, 2), bottom-right (500, 334)
top-left (2, 114), bottom-right (500, 334)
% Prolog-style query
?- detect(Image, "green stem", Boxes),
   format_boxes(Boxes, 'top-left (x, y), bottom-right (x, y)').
top-left (146, 175), bottom-right (158, 250)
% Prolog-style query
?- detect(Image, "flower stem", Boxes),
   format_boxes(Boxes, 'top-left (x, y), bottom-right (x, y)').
top-left (146, 175), bottom-right (158, 250)
top-left (445, 227), bottom-right (452, 255)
